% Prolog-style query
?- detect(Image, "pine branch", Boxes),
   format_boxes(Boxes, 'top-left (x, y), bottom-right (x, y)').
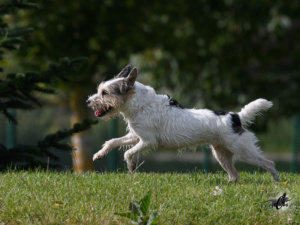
top-left (0, 57), bottom-right (88, 121)
top-left (0, 99), bottom-right (33, 110)
top-left (38, 118), bottom-right (98, 149)
top-left (0, 118), bottom-right (98, 170)
top-left (41, 57), bottom-right (89, 82)
top-left (0, 27), bottom-right (33, 53)
top-left (7, 27), bottom-right (34, 38)
top-left (32, 85), bottom-right (56, 94)
top-left (0, 0), bottom-right (93, 171)
top-left (0, 0), bottom-right (38, 15)
top-left (21, 92), bottom-right (42, 106)
top-left (0, 37), bottom-right (24, 47)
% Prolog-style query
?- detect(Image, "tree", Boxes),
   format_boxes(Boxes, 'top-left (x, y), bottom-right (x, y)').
top-left (0, 0), bottom-right (97, 170)
top-left (14, 1), bottom-right (300, 169)
top-left (19, 1), bottom-right (300, 113)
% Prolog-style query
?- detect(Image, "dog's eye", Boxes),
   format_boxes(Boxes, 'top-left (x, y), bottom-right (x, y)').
top-left (102, 90), bottom-right (108, 96)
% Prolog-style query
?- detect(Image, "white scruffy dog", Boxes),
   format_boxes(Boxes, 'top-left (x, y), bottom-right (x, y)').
top-left (87, 65), bottom-right (279, 182)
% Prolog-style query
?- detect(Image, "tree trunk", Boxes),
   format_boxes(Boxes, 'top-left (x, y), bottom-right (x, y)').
top-left (70, 89), bottom-right (94, 173)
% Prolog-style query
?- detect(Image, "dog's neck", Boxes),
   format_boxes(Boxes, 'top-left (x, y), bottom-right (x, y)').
top-left (120, 81), bottom-right (156, 119)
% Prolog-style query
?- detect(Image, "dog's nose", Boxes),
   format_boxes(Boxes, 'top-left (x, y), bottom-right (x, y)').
top-left (86, 99), bottom-right (90, 104)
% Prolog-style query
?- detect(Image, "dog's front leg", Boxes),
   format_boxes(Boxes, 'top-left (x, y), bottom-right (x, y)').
top-left (124, 141), bottom-right (150, 173)
top-left (93, 133), bottom-right (139, 161)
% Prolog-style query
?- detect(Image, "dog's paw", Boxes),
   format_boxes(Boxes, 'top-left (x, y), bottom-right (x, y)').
top-left (93, 152), bottom-right (106, 161)
top-left (127, 161), bottom-right (137, 173)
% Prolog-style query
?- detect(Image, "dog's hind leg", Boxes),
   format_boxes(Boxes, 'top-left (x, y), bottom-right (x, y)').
top-left (211, 145), bottom-right (240, 182)
top-left (238, 148), bottom-right (280, 182)
top-left (233, 133), bottom-right (280, 182)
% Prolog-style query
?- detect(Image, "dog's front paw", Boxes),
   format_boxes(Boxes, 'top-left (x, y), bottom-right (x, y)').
top-left (128, 161), bottom-right (137, 174)
top-left (93, 152), bottom-right (106, 161)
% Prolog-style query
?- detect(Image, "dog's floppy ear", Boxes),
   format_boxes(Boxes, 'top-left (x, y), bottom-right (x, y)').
top-left (116, 64), bottom-right (131, 78)
top-left (120, 67), bottom-right (137, 93)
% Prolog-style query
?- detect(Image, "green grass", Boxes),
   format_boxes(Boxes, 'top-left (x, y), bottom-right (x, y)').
top-left (0, 170), bottom-right (299, 224)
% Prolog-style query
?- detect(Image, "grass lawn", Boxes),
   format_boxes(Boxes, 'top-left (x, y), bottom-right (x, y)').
top-left (0, 170), bottom-right (299, 224)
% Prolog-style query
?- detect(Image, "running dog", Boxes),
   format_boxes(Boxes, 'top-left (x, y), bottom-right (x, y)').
top-left (86, 65), bottom-right (280, 182)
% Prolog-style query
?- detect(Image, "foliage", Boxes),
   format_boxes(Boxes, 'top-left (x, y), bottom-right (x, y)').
top-left (0, 0), bottom-right (96, 170)
top-left (17, 0), bottom-right (300, 118)
top-left (0, 57), bottom-right (88, 123)
top-left (0, 171), bottom-right (299, 224)
top-left (115, 191), bottom-right (160, 225)
top-left (0, 118), bottom-right (97, 170)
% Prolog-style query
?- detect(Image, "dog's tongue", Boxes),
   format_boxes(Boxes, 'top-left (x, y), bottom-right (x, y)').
top-left (94, 109), bottom-right (103, 117)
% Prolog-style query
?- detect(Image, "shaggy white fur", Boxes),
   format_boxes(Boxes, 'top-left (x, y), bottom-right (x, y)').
top-left (87, 65), bottom-right (280, 182)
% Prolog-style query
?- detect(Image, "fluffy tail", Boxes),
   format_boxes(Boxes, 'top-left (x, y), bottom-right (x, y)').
top-left (238, 99), bottom-right (272, 127)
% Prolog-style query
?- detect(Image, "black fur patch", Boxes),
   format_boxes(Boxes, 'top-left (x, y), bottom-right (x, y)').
top-left (167, 95), bottom-right (184, 109)
top-left (230, 113), bottom-right (244, 135)
top-left (213, 110), bottom-right (228, 116)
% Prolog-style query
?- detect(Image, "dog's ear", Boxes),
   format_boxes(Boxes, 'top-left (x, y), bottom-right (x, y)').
top-left (116, 64), bottom-right (131, 78)
top-left (120, 67), bottom-right (137, 93)
top-left (126, 67), bottom-right (137, 87)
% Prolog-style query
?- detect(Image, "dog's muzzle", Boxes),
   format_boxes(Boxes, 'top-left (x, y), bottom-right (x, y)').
top-left (86, 98), bottom-right (112, 118)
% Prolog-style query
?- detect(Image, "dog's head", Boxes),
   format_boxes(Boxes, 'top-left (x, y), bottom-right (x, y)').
top-left (86, 65), bottom-right (137, 120)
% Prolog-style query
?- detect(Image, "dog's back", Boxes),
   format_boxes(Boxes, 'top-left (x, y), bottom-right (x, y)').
top-left (123, 81), bottom-right (239, 149)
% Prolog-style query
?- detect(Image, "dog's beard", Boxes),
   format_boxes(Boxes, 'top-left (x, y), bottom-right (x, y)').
top-left (88, 93), bottom-right (126, 120)
top-left (89, 102), bottom-right (120, 120)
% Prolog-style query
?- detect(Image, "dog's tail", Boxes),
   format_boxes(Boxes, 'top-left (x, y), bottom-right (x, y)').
top-left (238, 98), bottom-right (272, 127)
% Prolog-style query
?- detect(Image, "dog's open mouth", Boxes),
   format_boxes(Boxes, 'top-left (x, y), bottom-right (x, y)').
top-left (94, 107), bottom-right (112, 117)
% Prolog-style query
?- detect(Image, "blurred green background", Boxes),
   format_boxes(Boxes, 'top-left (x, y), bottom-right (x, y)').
top-left (0, 0), bottom-right (299, 173)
